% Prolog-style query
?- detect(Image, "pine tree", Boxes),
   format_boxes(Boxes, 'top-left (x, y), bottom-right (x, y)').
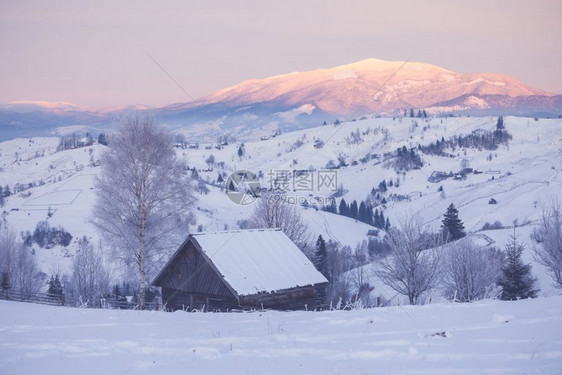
top-left (374, 209), bottom-right (381, 228)
top-left (47, 274), bottom-right (62, 298)
top-left (1, 272), bottom-right (10, 291)
top-left (385, 217), bottom-right (390, 231)
top-left (441, 203), bottom-right (466, 241)
top-left (217, 174), bottom-right (224, 183)
top-left (496, 115), bottom-right (505, 130)
top-left (329, 200), bottom-right (337, 214)
top-left (349, 200), bottom-right (358, 219)
top-left (498, 235), bottom-right (538, 300)
top-left (358, 201), bottom-right (367, 223)
top-left (379, 180), bottom-right (387, 193)
top-left (409, 108), bottom-right (414, 118)
top-left (339, 198), bottom-right (348, 216)
top-left (97, 133), bottom-right (108, 146)
top-left (314, 235), bottom-right (329, 279)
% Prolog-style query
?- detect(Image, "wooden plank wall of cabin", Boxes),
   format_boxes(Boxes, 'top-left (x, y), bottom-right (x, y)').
top-left (157, 242), bottom-right (234, 299)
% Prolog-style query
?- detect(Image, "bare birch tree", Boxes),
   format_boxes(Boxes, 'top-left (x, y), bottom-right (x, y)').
top-left (69, 237), bottom-right (110, 307)
top-left (443, 239), bottom-right (504, 301)
top-left (376, 215), bottom-right (442, 305)
top-left (92, 112), bottom-right (195, 309)
top-left (533, 201), bottom-right (562, 289)
top-left (249, 192), bottom-right (311, 250)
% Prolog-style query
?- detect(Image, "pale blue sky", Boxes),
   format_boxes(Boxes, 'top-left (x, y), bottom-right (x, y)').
top-left (1, 0), bottom-right (560, 108)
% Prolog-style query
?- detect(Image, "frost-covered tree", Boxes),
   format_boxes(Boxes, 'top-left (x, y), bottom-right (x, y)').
top-left (533, 201), bottom-right (562, 288)
top-left (92, 112), bottom-right (195, 309)
top-left (441, 203), bottom-right (466, 241)
top-left (249, 193), bottom-right (311, 250)
top-left (0, 229), bottom-right (45, 299)
top-left (376, 215), bottom-right (443, 305)
top-left (69, 237), bottom-right (109, 307)
top-left (499, 235), bottom-right (538, 300)
top-left (443, 239), bottom-right (504, 302)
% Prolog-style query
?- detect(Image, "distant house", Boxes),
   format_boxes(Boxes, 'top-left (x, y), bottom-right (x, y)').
top-left (489, 198), bottom-right (497, 204)
top-left (152, 229), bottom-right (328, 311)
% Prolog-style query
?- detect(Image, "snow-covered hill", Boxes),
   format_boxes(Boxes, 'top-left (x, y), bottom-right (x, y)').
top-left (1, 296), bottom-right (561, 374)
top-left (0, 115), bottom-right (561, 295)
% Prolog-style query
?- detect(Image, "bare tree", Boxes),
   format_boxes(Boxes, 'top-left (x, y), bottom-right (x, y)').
top-left (443, 239), bottom-right (504, 302)
top-left (92, 112), bottom-right (195, 309)
top-left (249, 192), bottom-right (311, 250)
top-left (533, 201), bottom-right (562, 289)
top-left (0, 228), bottom-right (45, 299)
top-left (376, 215), bottom-right (442, 305)
top-left (69, 237), bottom-right (110, 307)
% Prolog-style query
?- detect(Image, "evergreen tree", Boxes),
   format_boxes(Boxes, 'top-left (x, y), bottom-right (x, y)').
top-left (379, 180), bottom-right (387, 193)
top-left (113, 284), bottom-right (122, 298)
top-left (373, 209), bottom-right (381, 228)
top-left (496, 115), bottom-right (505, 130)
top-left (349, 200), bottom-right (358, 219)
top-left (329, 199), bottom-right (337, 214)
top-left (47, 274), bottom-right (63, 298)
top-left (385, 217), bottom-right (391, 231)
top-left (422, 109), bottom-right (427, 118)
top-left (441, 203), bottom-right (466, 241)
top-left (217, 173), bottom-right (224, 183)
top-left (409, 108), bottom-right (414, 118)
top-left (1, 272), bottom-right (10, 291)
top-left (339, 198), bottom-right (348, 216)
top-left (97, 133), bottom-right (108, 146)
top-left (365, 203), bottom-right (374, 226)
top-left (314, 235), bottom-right (329, 279)
top-left (417, 109), bottom-right (422, 118)
top-left (237, 144), bottom-right (245, 158)
top-left (498, 235), bottom-right (538, 300)
top-left (358, 201), bottom-right (367, 223)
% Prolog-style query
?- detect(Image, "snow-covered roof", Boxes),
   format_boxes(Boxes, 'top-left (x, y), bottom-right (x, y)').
top-left (190, 229), bottom-right (328, 296)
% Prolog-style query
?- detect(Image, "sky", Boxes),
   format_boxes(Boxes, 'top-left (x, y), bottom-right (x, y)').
top-left (1, 0), bottom-right (561, 109)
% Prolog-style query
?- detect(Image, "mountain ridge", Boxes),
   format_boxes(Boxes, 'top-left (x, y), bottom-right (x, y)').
top-left (1, 58), bottom-right (560, 141)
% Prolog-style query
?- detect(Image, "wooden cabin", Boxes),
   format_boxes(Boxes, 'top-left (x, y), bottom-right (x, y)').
top-left (151, 229), bottom-right (328, 311)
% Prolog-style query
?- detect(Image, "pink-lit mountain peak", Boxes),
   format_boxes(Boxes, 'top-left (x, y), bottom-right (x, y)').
top-left (198, 58), bottom-right (552, 114)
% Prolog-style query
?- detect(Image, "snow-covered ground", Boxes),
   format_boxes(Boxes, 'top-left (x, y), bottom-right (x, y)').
top-left (0, 297), bottom-right (561, 374)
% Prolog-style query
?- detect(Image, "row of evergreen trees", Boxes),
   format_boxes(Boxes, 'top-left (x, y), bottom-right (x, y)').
top-left (22, 221), bottom-right (73, 248)
top-left (322, 198), bottom-right (390, 230)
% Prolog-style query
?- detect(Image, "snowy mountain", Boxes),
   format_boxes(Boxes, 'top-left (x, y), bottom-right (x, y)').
top-left (190, 58), bottom-right (556, 115)
top-left (1, 59), bottom-right (561, 142)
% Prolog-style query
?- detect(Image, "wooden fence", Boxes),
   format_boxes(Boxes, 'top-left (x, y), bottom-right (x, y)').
top-left (0, 290), bottom-right (161, 311)
top-left (0, 290), bottom-right (64, 306)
